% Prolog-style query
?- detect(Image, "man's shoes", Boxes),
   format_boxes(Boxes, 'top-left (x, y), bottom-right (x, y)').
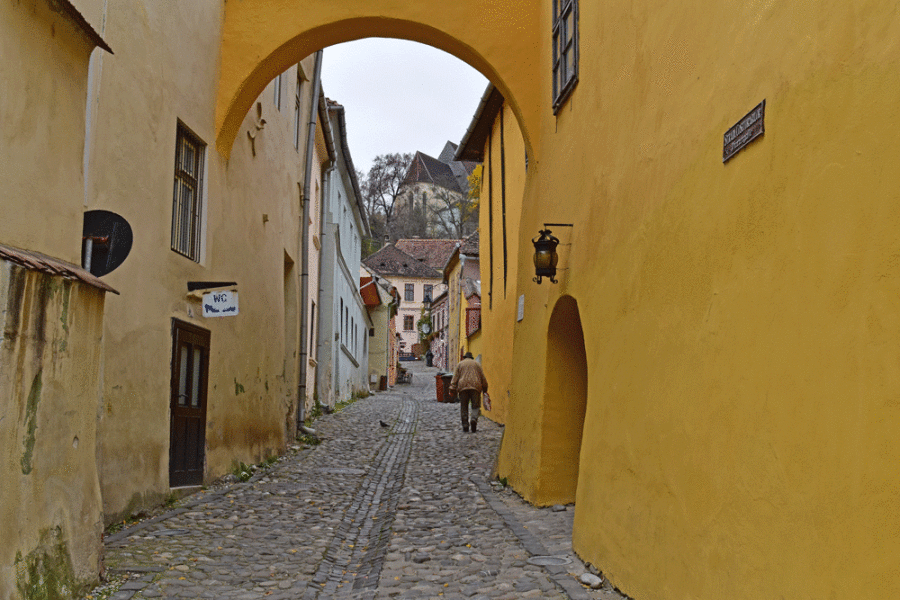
top-left (462, 423), bottom-right (470, 433)
top-left (470, 421), bottom-right (477, 433)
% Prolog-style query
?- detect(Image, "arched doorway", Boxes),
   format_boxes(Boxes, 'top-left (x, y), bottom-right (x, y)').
top-left (539, 295), bottom-right (588, 505)
top-left (214, 2), bottom-right (541, 159)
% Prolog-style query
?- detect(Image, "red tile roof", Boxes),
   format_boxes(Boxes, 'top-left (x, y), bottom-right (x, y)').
top-left (363, 243), bottom-right (442, 278)
top-left (395, 239), bottom-right (461, 271)
top-left (0, 243), bottom-right (118, 294)
top-left (460, 230), bottom-right (479, 256)
top-left (360, 276), bottom-right (381, 308)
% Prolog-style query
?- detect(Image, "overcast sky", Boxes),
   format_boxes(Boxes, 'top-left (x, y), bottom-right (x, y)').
top-left (321, 38), bottom-right (489, 176)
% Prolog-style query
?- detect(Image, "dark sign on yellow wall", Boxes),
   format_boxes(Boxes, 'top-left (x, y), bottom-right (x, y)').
top-left (724, 100), bottom-right (766, 162)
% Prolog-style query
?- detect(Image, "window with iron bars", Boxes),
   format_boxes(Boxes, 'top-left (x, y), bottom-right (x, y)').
top-left (171, 123), bottom-right (205, 262)
top-left (552, 0), bottom-right (579, 114)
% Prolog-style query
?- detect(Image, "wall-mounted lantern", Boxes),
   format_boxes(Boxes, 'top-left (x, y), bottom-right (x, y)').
top-left (532, 223), bottom-right (573, 284)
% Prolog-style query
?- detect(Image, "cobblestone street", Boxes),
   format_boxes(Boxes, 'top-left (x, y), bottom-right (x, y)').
top-left (93, 362), bottom-right (626, 600)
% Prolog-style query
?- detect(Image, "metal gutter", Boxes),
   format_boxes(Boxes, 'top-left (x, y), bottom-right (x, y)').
top-left (298, 50), bottom-right (324, 430)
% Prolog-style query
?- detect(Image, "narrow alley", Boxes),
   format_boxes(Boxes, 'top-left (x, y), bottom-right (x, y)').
top-left (93, 361), bottom-right (623, 600)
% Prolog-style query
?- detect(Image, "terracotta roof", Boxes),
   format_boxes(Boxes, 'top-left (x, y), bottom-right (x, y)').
top-left (360, 276), bottom-right (381, 308)
top-left (395, 239), bottom-right (460, 271)
top-left (0, 243), bottom-right (118, 294)
top-left (362, 243), bottom-right (442, 278)
top-left (460, 230), bottom-right (479, 256)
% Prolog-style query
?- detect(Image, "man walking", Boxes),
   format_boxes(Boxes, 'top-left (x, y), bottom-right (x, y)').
top-left (449, 352), bottom-right (488, 433)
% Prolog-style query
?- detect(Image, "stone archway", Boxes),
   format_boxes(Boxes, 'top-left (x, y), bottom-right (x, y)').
top-left (215, 1), bottom-right (542, 160)
top-left (538, 295), bottom-right (588, 505)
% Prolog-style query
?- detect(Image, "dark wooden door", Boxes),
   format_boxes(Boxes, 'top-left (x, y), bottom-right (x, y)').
top-left (169, 320), bottom-right (210, 487)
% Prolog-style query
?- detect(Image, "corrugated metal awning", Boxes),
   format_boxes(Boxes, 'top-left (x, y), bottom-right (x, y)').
top-left (0, 243), bottom-right (119, 294)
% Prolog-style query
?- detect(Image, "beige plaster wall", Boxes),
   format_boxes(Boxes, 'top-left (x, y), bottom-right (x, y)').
top-left (0, 263), bottom-right (106, 599)
top-left (0, 0), bottom-right (96, 263)
top-left (84, 0), bottom-right (318, 520)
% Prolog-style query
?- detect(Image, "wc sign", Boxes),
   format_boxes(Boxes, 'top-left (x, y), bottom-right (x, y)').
top-left (202, 290), bottom-right (239, 317)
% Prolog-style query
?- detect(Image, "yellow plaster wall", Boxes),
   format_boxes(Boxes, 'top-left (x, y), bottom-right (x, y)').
top-left (0, 0), bottom-right (96, 264)
top-left (216, 0), bottom-right (541, 160)
top-left (85, 0), bottom-right (319, 520)
top-left (496, 1), bottom-right (900, 599)
top-left (0, 265), bottom-right (106, 599)
top-left (477, 103), bottom-right (527, 426)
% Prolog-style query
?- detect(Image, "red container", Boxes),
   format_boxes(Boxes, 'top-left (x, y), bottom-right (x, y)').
top-left (435, 373), bottom-right (453, 402)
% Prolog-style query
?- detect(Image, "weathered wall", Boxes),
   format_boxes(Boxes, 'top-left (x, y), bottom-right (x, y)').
top-left (0, 263), bottom-right (106, 599)
top-left (0, 0), bottom-right (96, 264)
top-left (85, 0), bottom-right (318, 520)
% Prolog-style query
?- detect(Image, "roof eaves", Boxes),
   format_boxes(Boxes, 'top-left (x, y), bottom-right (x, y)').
top-left (48, 0), bottom-right (113, 54)
top-left (332, 103), bottom-right (370, 237)
top-left (455, 83), bottom-right (505, 162)
top-left (0, 243), bottom-right (118, 294)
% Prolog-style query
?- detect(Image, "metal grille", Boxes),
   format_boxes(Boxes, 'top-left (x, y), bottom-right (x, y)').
top-left (171, 123), bottom-right (205, 261)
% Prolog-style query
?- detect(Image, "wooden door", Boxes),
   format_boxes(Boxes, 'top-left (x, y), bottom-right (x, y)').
top-left (169, 320), bottom-right (210, 487)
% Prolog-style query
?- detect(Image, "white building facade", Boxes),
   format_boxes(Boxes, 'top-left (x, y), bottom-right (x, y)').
top-left (315, 100), bottom-right (371, 408)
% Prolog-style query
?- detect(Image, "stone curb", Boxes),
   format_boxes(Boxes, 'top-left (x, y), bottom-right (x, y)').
top-left (470, 474), bottom-right (594, 600)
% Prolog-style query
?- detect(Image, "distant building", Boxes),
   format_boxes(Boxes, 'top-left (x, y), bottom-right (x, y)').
top-left (394, 142), bottom-right (479, 239)
top-left (316, 99), bottom-right (371, 408)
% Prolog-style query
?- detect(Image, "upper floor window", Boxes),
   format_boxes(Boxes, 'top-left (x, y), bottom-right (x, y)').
top-left (552, 0), bottom-right (578, 113)
top-left (171, 123), bottom-right (205, 262)
top-left (403, 315), bottom-right (415, 331)
top-left (424, 284), bottom-right (433, 303)
top-left (405, 283), bottom-right (415, 302)
top-left (294, 73), bottom-right (303, 150)
top-left (274, 73), bottom-right (283, 110)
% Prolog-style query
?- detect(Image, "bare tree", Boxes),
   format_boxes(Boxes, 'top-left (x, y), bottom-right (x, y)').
top-left (360, 153), bottom-right (413, 248)
top-left (429, 183), bottom-right (479, 239)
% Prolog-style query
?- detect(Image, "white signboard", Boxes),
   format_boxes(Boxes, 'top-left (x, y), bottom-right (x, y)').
top-left (203, 290), bottom-right (239, 317)
top-left (517, 295), bottom-right (525, 322)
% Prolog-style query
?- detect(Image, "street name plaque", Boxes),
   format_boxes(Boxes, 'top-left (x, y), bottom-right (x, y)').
top-left (723, 100), bottom-right (765, 163)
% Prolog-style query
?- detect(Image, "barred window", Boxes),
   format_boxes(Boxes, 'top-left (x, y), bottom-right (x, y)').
top-left (171, 123), bottom-right (205, 261)
top-left (404, 315), bottom-right (415, 331)
top-left (552, 0), bottom-right (579, 113)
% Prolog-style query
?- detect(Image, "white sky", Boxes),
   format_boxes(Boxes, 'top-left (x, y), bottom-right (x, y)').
top-left (321, 38), bottom-right (489, 176)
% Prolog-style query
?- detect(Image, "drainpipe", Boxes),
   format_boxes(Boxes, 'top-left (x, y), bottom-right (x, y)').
top-left (298, 50), bottom-right (324, 430)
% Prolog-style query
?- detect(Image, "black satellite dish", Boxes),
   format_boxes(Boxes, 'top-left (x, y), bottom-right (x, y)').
top-left (82, 210), bottom-right (133, 277)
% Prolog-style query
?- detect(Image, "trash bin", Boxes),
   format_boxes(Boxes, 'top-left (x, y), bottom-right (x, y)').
top-left (435, 372), bottom-right (454, 403)
top-left (379, 375), bottom-right (388, 391)
top-left (425, 351), bottom-right (434, 367)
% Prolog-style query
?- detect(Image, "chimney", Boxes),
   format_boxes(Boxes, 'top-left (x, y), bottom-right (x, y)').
top-left (383, 234), bottom-right (390, 247)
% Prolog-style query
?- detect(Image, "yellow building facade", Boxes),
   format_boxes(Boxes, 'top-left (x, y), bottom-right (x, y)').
top-left (213, 2), bottom-right (900, 599)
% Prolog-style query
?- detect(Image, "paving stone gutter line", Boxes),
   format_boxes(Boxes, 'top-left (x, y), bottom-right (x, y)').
top-left (470, 475), bottom-right (595, 600)
top-left (99, 383), bottom-right (601, 600)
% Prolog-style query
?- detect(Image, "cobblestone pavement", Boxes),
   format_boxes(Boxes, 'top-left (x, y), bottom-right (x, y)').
top-left (93, 362), bottom-right (628, 600)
